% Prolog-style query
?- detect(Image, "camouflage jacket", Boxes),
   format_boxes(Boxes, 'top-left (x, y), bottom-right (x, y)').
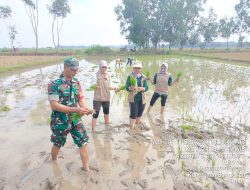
top-left (48, 73), bottom-right (84, 123)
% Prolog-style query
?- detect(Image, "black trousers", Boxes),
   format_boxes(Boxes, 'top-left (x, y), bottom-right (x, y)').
top-left (149, 92), bottom-right (168, 106)
top-left (129, 101), bottom-right (145, 119)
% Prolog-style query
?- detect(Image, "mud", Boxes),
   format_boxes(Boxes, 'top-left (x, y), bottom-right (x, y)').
top-left (0, 57), bottom-right (249, 189)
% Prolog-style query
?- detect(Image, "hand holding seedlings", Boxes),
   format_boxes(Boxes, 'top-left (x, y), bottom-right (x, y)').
top-left (137, 87), bottom-right (144, 92)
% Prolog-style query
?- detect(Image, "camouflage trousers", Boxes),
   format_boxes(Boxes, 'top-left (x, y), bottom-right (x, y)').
top-left (50, 118), bottom-right (89, 148)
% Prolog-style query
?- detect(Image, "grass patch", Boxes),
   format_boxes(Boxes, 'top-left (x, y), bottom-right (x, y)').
top-left (0, 55), bottom-right (84, 74)
top-left (25, 83), bottom-right (32, 87)
top-left (1, 105), bottom-right (11, 111)
top-left (194, 127), bottom-right (203, 139)
top-left (178, 140), bottom-right (181, 160)
top-left (180, 125), bottom-right (193, 132)
top-left (5, 90), bottom-right (12, 94)
top-left (181, 160), bottom-right (187, 177)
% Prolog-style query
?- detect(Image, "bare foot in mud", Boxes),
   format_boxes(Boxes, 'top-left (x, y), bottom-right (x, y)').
top-left (82, 167), bottom-right (94, 175)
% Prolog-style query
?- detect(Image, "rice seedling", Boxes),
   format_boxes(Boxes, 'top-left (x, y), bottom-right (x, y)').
top-left (71, 109), bottom-right (96, 123)
top-left (177, 71), bottom-right (183, 78)
top-left (25, 83), bottom-right (32, 87)
top-left (181, 160), bottom-right (187, 177)
top-left (143, 70), bottom-right (151, 78)
top-left (180, 125), bottom-right (193, 132)
top-left (178, 140), bottom-right (181, 160)
top-left (130, 76), bottom-right (137, 86)
top-left (86, 84), bottom-right (96, 91)
top-left (5, 90), bottom-right (12, 94)
top-left (116, 84), bottom-right (126, 93)
top-left (47, 117), bottom-right (51, 125)
top-left (1, 105), bottom-right (11, 111)
top-left (207, 154), bottom-right (216, 168)
top-left (194, 127), bottom-right (203, 139)
top-left (204, 183), bottom-right (211, 190)
top-left (71, 112), bottom-right (82, 122)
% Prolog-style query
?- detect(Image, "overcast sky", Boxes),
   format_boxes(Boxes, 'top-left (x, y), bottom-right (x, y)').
top-left (0, 0), bottom-right (239, 48)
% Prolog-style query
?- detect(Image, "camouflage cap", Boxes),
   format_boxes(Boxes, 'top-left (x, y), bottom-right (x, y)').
top-left (64, 57), bottom-right (79, 70)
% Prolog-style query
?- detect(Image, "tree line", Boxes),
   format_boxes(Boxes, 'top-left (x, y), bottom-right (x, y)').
top-left (0, 0), bottom-right (70, 53)
top-left (115, 0), bottom-right (250, 50)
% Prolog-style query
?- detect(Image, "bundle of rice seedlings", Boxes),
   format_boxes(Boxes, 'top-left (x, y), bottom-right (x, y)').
top-left (177, 71), bottom-right (183, 78)
top-left (116, 84), bottom-right (126, 93)
top-left (1, 105), bottom-right (11, 111)
top-left (180, 125), bottom-right (193, 132)
top-left (130, 76), bottom-right (137, 86)
top-left (86, 84), bottom-right (96, 91)
top-left (143, 70), bottom-right (151, 78)
top-left (70, 109), bottom-right (96, 123)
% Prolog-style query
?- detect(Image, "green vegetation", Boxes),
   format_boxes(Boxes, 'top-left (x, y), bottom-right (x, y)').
top-left (47, 0), bottom-right (70, 52)
top-left (86, 84), bottom-right (96, 91)
top-left (116, 84), bottom-right (126, 93)
top-left (130, 76), bottom-right (137, 86)
top-left (178, 140), bottom-right (181, 160)
top-left (195, 128), bottom-right (203, 139)
top-left (115, 0), bottom-right (250, 50)
top-left (47, 117), bottom-right (51, 125)
top-left (85, 45), bottom-right (114, 55)
top-left (1, 105), bottom-right (11, 111)
top-left (176, 71), bottom-right (183, 78)
top-left (208, 155), bottom-right (216, 168)
top-left (143, 70), bottom-right (151, 78)
top-left (25, 83), bottom-right (32, 87)
top-left (181, 160), bottom-right (187, 177)
top-left (71, 112), bottom-right (81, 123)
top-left (180, 125), bottom-right (193, 132)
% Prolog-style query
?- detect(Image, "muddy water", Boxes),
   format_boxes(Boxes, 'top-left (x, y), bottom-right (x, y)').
top-left (0, 57), bottom-right (249, 190)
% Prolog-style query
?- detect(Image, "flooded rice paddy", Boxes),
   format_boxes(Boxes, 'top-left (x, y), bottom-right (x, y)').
top-left (0, 56), bottom-right (249, 190)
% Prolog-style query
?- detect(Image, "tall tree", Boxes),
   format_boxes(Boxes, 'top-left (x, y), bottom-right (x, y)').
top-left (188, 29), bottom-right (200, 51)
top-left (219, 17), bottom-right (234, 49)
top-left (234, 0), bottom-right (250, 48)
top-left (8, 25), bottom-right (18, 52)
top-left (199, 8), bottom-right (218, 49)
top-left (173, 0), bottom-right (206, 51)
top-left (115, 0), bottom-right (151, 49)
top-left (21, 0), bottom-right (39, 52)
top-left (0, 5), bottom-right (18, 52)
top-left (0, 5), bottom-right (12, 20)
top-left (47, 0), bottom-right (70, 52)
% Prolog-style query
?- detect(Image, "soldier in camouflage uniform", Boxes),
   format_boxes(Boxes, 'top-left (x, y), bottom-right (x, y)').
top-left (48, 57), bottom-right (91, 172)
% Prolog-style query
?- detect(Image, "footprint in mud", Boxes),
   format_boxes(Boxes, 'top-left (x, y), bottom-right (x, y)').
top-left (39, 177), bottom-right (62, 190)
top-left (146, 168), bottom-right (157, 175)
top-left (120, 178), bottom-right (149, 189)
top-left (117, 123), bottom-right (130, 128)
top-left (65, 162), bottom-right (74, 172)
top-left (134, 178), bottom-right (148, 189)
top-left (173, 181), bottom-right (203, 190)
top-left (39, 151), bottom-right (47, 157)
top-left (164, 159), bottom-right (176, 165)
top-left (65, 161), bottom-right (100, 177)
top-left (155, 118), bottom-right (165, 125)
top-left (152, 176), bottom-right (161, 181)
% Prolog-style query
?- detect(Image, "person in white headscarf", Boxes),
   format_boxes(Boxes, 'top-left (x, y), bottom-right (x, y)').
top-left (147, 62), bottom-right (180, 114)
top-left (125, 61), bottom-right (148, 129)
top-left (91, 60), bottom-right (117, 132)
